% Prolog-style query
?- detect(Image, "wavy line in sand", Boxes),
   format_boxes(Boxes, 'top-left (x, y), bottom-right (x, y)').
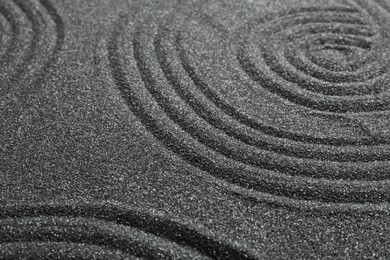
top-left (0, 0), bottom-right (64, 88)
top-left (238, 0), bottom-right (390, 112)
top-left (0, 201), bottom-right (255, 260)
top-left (107, 1), bottom-right (390, 209)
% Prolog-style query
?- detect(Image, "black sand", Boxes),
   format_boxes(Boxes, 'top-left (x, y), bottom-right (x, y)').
top-left (1, 0), bottom-right (390, 258)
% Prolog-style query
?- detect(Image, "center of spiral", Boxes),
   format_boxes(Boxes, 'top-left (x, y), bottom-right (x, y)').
top-left (307, 38), bottom-right (371, 71)
top-left (239, 2), bottom-right (390, 112)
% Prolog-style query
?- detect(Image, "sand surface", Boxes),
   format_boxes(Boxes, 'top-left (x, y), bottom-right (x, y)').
top-left (1, 0), bottom-right (390, 258)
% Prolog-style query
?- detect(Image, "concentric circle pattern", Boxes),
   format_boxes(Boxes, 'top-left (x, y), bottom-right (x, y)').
top-left (0, 201), bottom-right (254, 259)
top-left (0, 0), bottom-right (64, 87)
top-left (238, 1), bottom-right (390, 113)
top-left (108, 0), bottom-right (390, 212)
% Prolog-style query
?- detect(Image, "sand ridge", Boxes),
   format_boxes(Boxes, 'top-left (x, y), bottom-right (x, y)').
top-left (1, 0), bottom-right (390, 258)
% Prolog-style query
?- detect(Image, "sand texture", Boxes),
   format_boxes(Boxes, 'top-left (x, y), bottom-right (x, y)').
top-left (1, 0), bottom-right (390, 259)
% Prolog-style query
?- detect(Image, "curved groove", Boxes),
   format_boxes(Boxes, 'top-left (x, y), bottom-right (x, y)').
top-left (158, 33), bottom-right (390, 182)
top-left (290, 24), bottom-right (374, 39)
top-left (0, 242), bottom-right (137, 260)
top-left (0, 217), bottom-right (169, 259)
top-left (0, 2), bottom-right (19, 64)
top-left (153, 32), bottom-right (378, 178)
top-left (35, 0), bottom-right (66, 80)
top-left (253, 40), bottom-right (386, 97)
top-left (168, 52), bottom-right (390, 163)
top-left (226, 185), bottom-right (390, 216)
top-left (266, 29), bottom-right (387, 92)
top-left (310, 35), bottom-right (372, 50)
top-left (10, 0), bottom-right (42, 81)
top-left (108, 16), bottom-right (320, 203)
top-left (284, 56), bottom-right (382, 94)
top-left (262, 16), bottom-right (373, 36)
top-left (239, 49), bottom-right (390, 113)
top-left (263, 46), bottom-right (387, 96)
top-left (287, 46), bottom-right (382, 87)
top-left (306, 44), bottom-right (375, 72)
top-left (147, 30), bottom-right (390, 180)
top-left (0, 201), bottom-right (256, 260)
top-left (108, 7), bottom-right (390, 206)
top-left (0, 0), bottom-right (64, 88)
top-left (237, 0), bottom-right (390, 113)
top-left (285, 6), bottom-right (360, 14)
top-left (177, 37), bottom-right (389, 146)
top-left (275, 46), bottom-right (388, 96)
top-left (170, 39), bottom-right (390, 164)
top-left (130, 26), bottom-right (390, 201)
top-left (175, 32), bottom-right (390, 149)
top-left (177, 12), bottom-right (390, 146)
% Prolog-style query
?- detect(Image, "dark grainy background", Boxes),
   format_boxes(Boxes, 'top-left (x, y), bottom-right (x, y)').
top-left (0, 0), bottom-right (389, 259)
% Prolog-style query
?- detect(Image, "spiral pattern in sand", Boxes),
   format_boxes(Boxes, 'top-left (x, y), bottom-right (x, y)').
top-left (108, 0), bottom-right (390, 213)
